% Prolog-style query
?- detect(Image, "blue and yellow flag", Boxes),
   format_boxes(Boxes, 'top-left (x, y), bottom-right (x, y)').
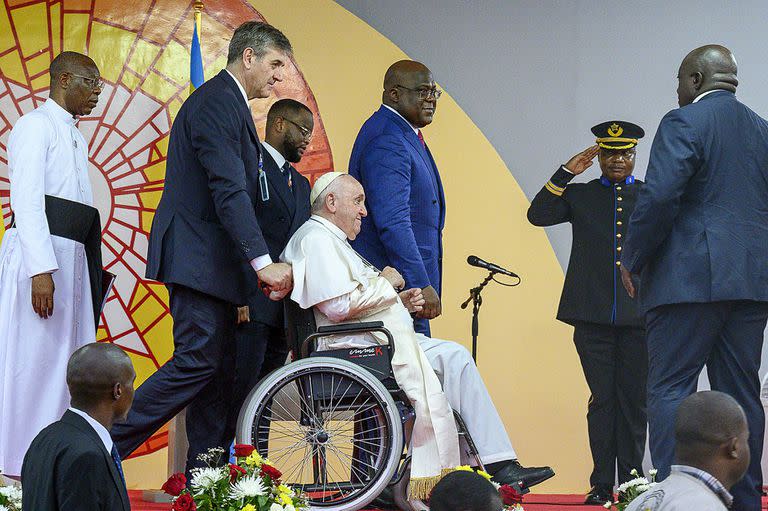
top-left (190, 3), bottom-right (204, 93)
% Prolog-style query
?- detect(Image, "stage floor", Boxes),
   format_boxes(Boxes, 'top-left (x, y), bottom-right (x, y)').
top-left (128, 490), bottom-right (768, 510)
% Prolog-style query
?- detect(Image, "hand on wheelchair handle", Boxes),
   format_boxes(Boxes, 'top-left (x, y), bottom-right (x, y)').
top-left (257, 262), bottom-right (293, 291)
top-left (267, 287), bottom-right (291, 301)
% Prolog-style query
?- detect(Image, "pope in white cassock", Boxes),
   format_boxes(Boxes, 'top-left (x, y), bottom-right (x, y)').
top-left (0, 52), bottom-right (103, 478)
top-left (280, 172), bottom-right (555, 496)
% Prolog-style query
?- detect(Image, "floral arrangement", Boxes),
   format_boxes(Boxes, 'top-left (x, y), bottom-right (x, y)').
top-left (162, 445), bottom-right (307, 511)
top-left (454, 465), bottom-right (525, 511)
top-left (604, 469), bottom-right (657, 511)
top-left (0, 475), bottom-right (22, 511)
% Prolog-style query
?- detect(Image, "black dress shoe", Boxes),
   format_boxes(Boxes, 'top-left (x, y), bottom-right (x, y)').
top-left (490, 460), bottom-right (555, 489)
top-left (584, 485), bottom-right (614, 506)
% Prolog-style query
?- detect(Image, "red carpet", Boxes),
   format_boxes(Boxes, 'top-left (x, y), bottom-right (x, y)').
top-left (129, 491), bottom-right (768, 510)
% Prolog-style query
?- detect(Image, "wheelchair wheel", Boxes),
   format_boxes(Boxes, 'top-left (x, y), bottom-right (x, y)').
top-left (237, 357), bottom-right (404, 511)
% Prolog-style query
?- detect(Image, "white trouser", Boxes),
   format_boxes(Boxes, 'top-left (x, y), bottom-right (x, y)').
top-left (417, 335), bottom-right (517, 465)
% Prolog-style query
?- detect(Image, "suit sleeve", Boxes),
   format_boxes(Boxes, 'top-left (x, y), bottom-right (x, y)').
top-left (190, 95), bottom-right (269, 262)
top-left (359, 134), bottom-right (431, 289)
top-left (56, 450), bottom-right (113, 510)
top-left (621, 110), bottom-right (701, 273)
top-left (527, 166), bottom-right (575, 226)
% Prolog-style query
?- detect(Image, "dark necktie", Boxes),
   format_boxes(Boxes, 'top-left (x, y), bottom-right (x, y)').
top-left (281, 161), bottom-right (293, 189)
top-left (111, 444), bottom-right (126, 485)
top-left (417, 130), bottom-right (426, 148)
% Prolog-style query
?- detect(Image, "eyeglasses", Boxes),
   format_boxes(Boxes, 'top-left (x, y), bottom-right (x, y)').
top-left (282, 117), bottom-right (313, 140)
top-left (70, 74), bottom-right (104, 90)
top-left (394, 85), bottom-right (442, 100)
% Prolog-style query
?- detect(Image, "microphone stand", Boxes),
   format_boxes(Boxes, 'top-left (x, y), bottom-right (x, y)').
top-left (460, 271), bottom-right (496, 363)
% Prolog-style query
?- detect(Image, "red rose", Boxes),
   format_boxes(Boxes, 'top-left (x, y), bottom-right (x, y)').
top-left (229, 463), bottom-right (247, 482)
top-left (261, 464), bottom-right (283, 481)
top-left (172, 493), bottom-right (196, 511)
top-left (162, 473), bottom-right (187, 496)
top-left (234, 444), bottom-right (255, 458)
top-left (499, 484), bottom-right (524, 505)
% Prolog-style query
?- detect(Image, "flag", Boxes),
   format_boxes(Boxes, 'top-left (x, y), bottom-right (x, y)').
top-left (189, 4), bottom-right (204, 93)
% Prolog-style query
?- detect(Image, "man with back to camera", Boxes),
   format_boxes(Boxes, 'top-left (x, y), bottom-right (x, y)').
top-left (625, 391), bottom-right (750, 511)
top-left (621, 45), bottom-right (768, 511)
top-left (21, 343), bottom-right (136, 511)
top-left (0, 51), bottom-right (104, 479)
top-left (110, 21), bottom-right (295, 475)
top-left (527, 121), bottom-right (647, 505)
top-left (231, 98), bottom-right (312, 416)
top-left (430, 470), bottom-right (503, 511)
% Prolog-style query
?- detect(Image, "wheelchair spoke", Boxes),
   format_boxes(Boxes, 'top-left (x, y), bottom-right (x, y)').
top-left (325, 440), bottom-right (373, 484)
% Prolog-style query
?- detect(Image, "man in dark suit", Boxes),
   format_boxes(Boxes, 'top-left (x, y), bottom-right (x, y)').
top-left (22, 343), bottom-right (135, 511)
top-left (349, 60), bottom-right (445, 336)
top-left (111, 22), bottom-right (294, 474)
top-left (621, 45), bottom-right (768, 511)
top-left (231, 98), bottom-right (312, 414)
top-left (528, 121), bottom-right (648, 505)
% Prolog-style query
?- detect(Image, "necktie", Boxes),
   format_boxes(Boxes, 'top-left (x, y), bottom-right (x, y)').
top-left (111, 444), bottom-right (126, 485)
top-left (417, 130), bottom-right (426, 148)
top-left (281, 162), bottom-right (293, 189)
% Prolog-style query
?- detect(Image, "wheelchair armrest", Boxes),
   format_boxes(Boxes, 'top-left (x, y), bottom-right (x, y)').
top-left (316, 321), bottom-right (385, 334)
top-left (301, 322), bottom-right (395, 358)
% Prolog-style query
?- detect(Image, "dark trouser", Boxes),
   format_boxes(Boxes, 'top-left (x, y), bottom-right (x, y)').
top-left (229, 320), bottom-right (288, 430)
top-left (573, 322), bottom-right (648, 488)
top-left (111, 284), bottom-right (239, 476)
top-left (646, 301), bottom-right (768, 511)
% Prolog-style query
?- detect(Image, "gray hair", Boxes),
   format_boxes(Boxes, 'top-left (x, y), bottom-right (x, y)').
top-left (227, 21), bottom-right (292, 65)
top-left (311, 188), bottom-right (331, 214)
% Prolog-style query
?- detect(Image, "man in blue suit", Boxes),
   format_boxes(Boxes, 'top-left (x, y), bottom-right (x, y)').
top-left (111, 22), bottom-right (295, 474)
top-left (349, 60), bottom-right (445, 336)
top-left (621, 45), bottom-right (768, 511)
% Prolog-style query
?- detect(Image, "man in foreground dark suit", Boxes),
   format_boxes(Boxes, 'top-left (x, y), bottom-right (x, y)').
top-left (231, 98), bottom-right (313, 415)
top-left (621, 44), bottom-right (768, 511)
top-left (21, 343), bottom-right (136, 511)
top-left (111, 21), bottom-right (294, 474)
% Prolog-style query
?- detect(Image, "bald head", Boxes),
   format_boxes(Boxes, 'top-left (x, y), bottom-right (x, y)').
top-left (382, 60), bottom-right (437, 128)
top-left (67, 343), bottom-right (134, 410)
top-left (50, 51), bottom-right (97, 89)
top-left (677, 45), bottom-right (738, 106)
top-left (675, 391), bottom-right (750, 488)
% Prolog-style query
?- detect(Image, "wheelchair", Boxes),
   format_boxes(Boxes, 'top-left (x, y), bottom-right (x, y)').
top-left (236, 303), bottom-right (485, 511)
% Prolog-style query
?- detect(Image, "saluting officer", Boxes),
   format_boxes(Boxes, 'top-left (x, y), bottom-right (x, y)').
top-left (527, 121), bottom-right (648, 505)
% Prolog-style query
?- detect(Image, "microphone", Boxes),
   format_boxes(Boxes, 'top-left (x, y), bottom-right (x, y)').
top-left (467, 255), bottom-right (519, 279)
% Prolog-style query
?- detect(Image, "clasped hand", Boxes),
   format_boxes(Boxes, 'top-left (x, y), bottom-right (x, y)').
top-left (257, 262), bottom-right (293, 302)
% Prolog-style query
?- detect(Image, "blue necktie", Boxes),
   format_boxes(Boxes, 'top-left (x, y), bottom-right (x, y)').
top-left (282, 162), bottom-right (293, 189)
top-left (111, 444), bottom-right (126, 485)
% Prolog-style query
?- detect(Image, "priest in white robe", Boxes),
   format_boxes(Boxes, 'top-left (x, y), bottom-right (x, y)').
top-left (280, 172), bottom-right (555, 492)
top-left (0, 52), bottom-right (103, 478)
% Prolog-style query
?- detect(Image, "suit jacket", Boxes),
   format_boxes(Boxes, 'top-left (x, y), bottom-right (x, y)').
top-left (244, 145), bottom-right (311, 326)
top-left (349, 106), bottom-right (446, 296)
top-left (21, 410), bottom-right (130, 511)
top-left (622, 91), bottom-right (768, 311)
top-left (528, 166), bottom-right (644, 327)
top-left (145, 70), bottom-right (268, 305)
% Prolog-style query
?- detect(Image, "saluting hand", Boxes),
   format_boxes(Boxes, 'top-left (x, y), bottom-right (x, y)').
top-left (564, 145), bottom-right (600, 175)
top-left (31, 273), bottom-right (55, 319)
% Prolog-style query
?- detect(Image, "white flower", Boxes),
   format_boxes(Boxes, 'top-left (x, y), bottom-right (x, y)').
top-left (636, 484), bottom-right (650, 492)
top-left (270, 503), bottom-right (284, 511)
top-left (0, 485), bottom-right (22, 504)
top-left (617, 477), bottom-right (649, 493)
top-left (649, 469), bottom-right (658, 477)
top-left (230, 475), bottom-right (267, 499)
top-left (190, 466), bottom-right (226, 491)
top-left (630, 468), bottom-right (639, 477)
top-left (603, 502), bottom-right (612, 509)
top-left (284, 505), bottom-right (296, 511)
top-left (0, 504), bottom-right (8, 511)
top-left (490, 480), bottom-right (501, 490)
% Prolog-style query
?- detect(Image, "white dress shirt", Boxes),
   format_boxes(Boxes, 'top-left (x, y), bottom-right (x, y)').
top-left (693, 89), bottom-right (728, 103)
top-left (382, 104), bottom-right (419, 134)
